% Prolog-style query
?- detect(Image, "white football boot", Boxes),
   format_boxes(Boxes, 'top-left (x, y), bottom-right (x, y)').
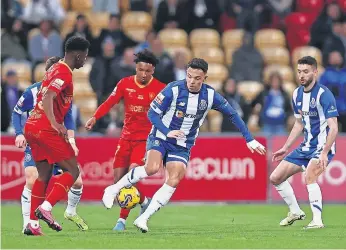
top-left (133, 216), bottom-right (149, 233)
top-left (280, 211), bottom-right (306, 226)
top-left (304, 220), bottom-right (324, 229)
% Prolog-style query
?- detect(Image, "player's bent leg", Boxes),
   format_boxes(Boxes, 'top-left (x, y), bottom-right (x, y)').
top-left (270, 160), bottom-right (305, 226)
top-left (113, 167), bottom-right (130, 231)
top-left (64, 173), bottom-right (88, 231)
top-left (22, 166), bottom-right (38, 232)
top-left (134, 161), bottom-right (185, 233)
top-left (103, 150), bottom-right (163, 209)
top-left (304, 159), bottom-right (324, 229)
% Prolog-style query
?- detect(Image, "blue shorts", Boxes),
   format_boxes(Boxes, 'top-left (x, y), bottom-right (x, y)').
top-left (146, 136), bottom-right (190, 165)
top-left (284, 147), bottom-right (334, 170)
top-left (24, 146), bottom-right (62, 175)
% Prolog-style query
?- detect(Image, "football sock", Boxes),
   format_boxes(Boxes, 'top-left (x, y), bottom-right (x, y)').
top-left (140, 183), bottom-right (176, 220)
top-left (275, 180), bottom-right (301, 214)
top-left (46, 172), bottom-right (74, 208)
top-left (307, 183), bottom-right (323, 222)
top-left (30, 179), bottom-right (47, 221)
top-left (108, 166), bottom-right (148, 194)
top-left (119, 208), bottom-right (130, 221)
top-left (21, 187), bottom-right (31, 228)
top-left (65, 187), bottom-right (83, 216)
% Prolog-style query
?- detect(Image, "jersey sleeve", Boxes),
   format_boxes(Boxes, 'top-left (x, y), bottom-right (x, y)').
top-left (47, 70), bottom-right (72, 95)
top-left (321, 89), bottom-right (339, 119)
top-left (292, 88), bottom-right (301, 118)
top-left (13, 89), bottom-right (34, 114)
top-left (150, 85), bottom-right (173, 115)
top-left (94, 79), bottom-right (124, 120)
top-left (212, 91), bottom-right (253, 142)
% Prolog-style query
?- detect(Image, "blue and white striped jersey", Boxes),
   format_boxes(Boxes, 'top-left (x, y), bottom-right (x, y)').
top-left (292, 83), bottom-right (339, 153)
top-left (148, 80), bottom-right (253, 148)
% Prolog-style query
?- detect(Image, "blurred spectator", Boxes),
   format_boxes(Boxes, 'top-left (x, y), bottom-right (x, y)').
top-left (310, 1), bottom-right (344, 50)
top-left (151, 38), bottom-right (175, 84)
top-left (173, 50), bottom-right (187, 81)
top-left (251, 72), bottom-right (291, 135)
top-left (267, 0), bottom-right (294, 18)
top-left (225, 0), bottom-right (271, 33)
top-left (322, 17), bottom-right (346, 67)
top-left (135, 30), bottom-right (157, 53)
top-left (22, 0), bottom-right (65, 29)
top-left (97, 14), bottom-right (137, 56)
top-left (110, 47), bottom-right (136, 86)
top-left (1, 0), bottom-right (23, 29)
top-left (1, 19), bottom-right (29, 63)
top-left (28, 20), bottom-right (62, 66)
top-left (63, 14), bottom-right (96, 57)
top-left (154, 0), bottom-right (185, 31)
top-left (229, 32), bottom-right (264, 82)
top-left (1, 70), bottom-right (23, 132)
top-left (129, 0), bottom-right (152, 12)
top-left (221, 78), bottom-right (250, 132)
top-left (93, 0), bottom-right (119, 14)
top-left (105, 106), bottom-right (122, 136)
top-left (319, 51), bottom-right (346, 132)
top-left (182, 0), bottom-right (221, 32)
top-left (71, 103), bottom-right (84, 132)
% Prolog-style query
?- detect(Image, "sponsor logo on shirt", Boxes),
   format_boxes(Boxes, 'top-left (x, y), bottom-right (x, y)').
top-left (138, 95), bottom-right (144, 100)
top-left (175, 110), bottom-right (203, 119)
top-left (328, 105), bottom-right (338, 113)
top-left (17, 96), bottom-right (25, 107)
top-left (301, 110), bottom-right (318, 116)
top-left (51, 79), bottom-right (64, 90)
top-left (129, 105), bottom-right (149, 113)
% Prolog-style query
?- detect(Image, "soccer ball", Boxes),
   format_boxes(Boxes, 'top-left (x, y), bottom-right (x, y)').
top-left (116, 186), bottom-right (141, 209)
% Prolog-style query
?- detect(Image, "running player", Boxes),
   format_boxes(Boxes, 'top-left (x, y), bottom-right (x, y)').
top-left (12, 57), bottom-right (88, 233)
top-left (102, 58), bottom-right (266, 232)
top-left (85, 49), bottom-right (165, 230)
top-left (23, 36), bottom-right (90, 236)
top-left (270, 56), bottom-right (339, 229)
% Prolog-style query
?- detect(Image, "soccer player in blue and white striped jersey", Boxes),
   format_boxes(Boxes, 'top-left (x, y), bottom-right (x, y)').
top-left (271, 56), bottom-right (339, 229)
top-left (102, 58), bottom-right (266, 232)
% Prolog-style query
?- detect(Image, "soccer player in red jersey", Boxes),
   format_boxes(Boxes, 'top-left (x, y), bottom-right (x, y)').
top-left (85, 49), bottom-right (165, 230)
top-left (23, 36), bottom-right (90, 236)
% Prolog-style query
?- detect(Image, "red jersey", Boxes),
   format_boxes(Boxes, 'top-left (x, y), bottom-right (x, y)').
top-left (94, 76), bottom-right (165, 140)
top-left (26, 61), bottom-right (73, 129)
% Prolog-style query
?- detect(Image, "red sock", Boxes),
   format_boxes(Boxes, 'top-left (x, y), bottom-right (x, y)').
top-left (119, 208), bottom-right (131, 220)
top-left (30, 179), bottom-right (47, 220)
top-left (46, 172), bottom-right (74, 207)
top-left (137, 186), bottom-right (146, 204)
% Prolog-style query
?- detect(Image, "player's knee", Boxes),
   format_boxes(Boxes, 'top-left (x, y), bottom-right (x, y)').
top-left (72, 174), bottom-right (83, 189)
top-left (25, 176), bottom-right (37, 189)
top-left (166, 174), bottom-right (182, 187)
top-left (144, 163), bottom-right (160, 176)
top-left (25, 167), bottom-right (38, 189)
top-left (70, 167), bottom-right (80, 181)
top-left (269, 173), bottom-right (283, 186)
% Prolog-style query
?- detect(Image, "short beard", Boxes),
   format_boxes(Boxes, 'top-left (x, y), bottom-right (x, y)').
top-left (302, 76), bottom-right (314, 89)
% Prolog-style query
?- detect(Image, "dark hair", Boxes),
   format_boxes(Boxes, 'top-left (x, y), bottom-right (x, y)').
top-left (109, 14), bottom-right (119, 20)
top-left (297, 56), bottom-right (317, 69)
top-left (187, 58), bottom-right (208, 73)
top-left (65, 36), bottom-right (90, 53)
top-left (45, 56), bottom-right (61, 71)
top-left (134, 49), bottom-right (159, 67)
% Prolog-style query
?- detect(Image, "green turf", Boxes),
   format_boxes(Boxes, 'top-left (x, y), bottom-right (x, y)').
top-left (1, 204), bottom-right (345, 249)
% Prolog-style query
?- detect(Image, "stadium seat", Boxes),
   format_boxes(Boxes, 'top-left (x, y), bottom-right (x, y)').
top-left (73, 63), bottom-right (92, 80)
top-left (34, 63), bottom-right (46, 82)
top-left (190, 29), bottom-right (220, 48)
top-left (259, 47), bottom-right (290, 66)
top-left (208, 110), bottom-right (222, 132)
top-left (28, 28), bottom-right (40, 40)
top-left (286, 29), bottom-right (311, 52)
top-left (263, 65), bottom-right (294, 82)
top-left (297, 0), bottom-right (324, 14)
top-left (237, 81), bottom-right (264, 102)
top-left (87, 12), bottom-right (110, 31)
top-left (283, 82), bottom-right (297, 96)
top-left (121, 11), bottom-right (152, 31)
top-left (158, 29), bottom-right (188, 48)
top-left (74, 81), bottom-right (94, 95)
top-left (124, 29), bottom-right (148, 42)
top-left (207, 81), bottom-right (223, 91)
top-left (3, 63), bottom-right (31, 81)
top-left (225, 48), bottom-right (236, 65)
top-left (292, 46), bottom-right (322, 65)
top-left (206, 63), bottom-right (228, 83)
top-left (339, 0), bottom-right (346, 12)
top-left (71, 0), bottom-right (92, 12)
top-left (285, 12), bottom-right (315, 30)
top-left (255, 29), bottom-right (286, 48)
top-left (165, 47), bottom-right (192, 62)
top-left (222, 29), bottom-right (245, 49)
top-left (193, 47), bottom-right (224, 64)
top-left (62, 12), bottom-right (78, 32)
top-left (74, 92), bottom-right (97, 109)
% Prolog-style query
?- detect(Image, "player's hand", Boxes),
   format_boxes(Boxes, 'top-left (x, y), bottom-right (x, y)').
top-left (52, 122), bottom-right (67, 137)
top-left (247, 140), bottom-right (266, 155)
top-left (272, 147), bottom-right (288, 162)
top-left (318, 152), bottom-right (328, 171)
top-left (167, 130), bottom-right (186, 139)
top-left (15, 134), bottom-right (26, 148)
top-left (85, 117), bottom-right (96, 131)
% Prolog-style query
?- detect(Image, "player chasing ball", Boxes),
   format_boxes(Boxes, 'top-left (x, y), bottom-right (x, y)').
top-left (12, 56), bottom-right (88, 233)
top-left (85, 49), bottom-right (165, 230)
top-left (270, 56), bottom-right (339, 229)
top-left (101, 58), bottom-right (266, 233)
top-left (23, 36), bottom-right (90, 236)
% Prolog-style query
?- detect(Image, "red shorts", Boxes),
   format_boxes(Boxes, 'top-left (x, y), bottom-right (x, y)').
top-left (24, 123), bottom-right (75, 164)
top-left (113, 138), bottom-right (146, 168)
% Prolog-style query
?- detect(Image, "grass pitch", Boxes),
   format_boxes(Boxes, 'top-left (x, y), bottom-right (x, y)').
top-left (1, 204), bottom-right (345, 249)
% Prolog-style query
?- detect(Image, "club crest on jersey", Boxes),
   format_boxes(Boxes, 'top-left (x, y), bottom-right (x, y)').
top-left (199, 100), bottom-right (207, 110)
top-left (155, 93), bottom-right (165, 105)
top-left (154, 140), bottom-right (160, 146)
top-left (310, 98), bottom-right (316, 108)
top-left (25, 153), bottom-right (32, 162)
top-left (149, 92), bottom-right (155, 100)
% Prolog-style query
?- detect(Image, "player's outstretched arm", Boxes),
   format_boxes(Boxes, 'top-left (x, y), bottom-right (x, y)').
top-left (272, 118), bottom-right (303, 162)
top-left (212, 91), bottom-right (265, 155)
top-left (64, 104), bottom-right (79, 155)
top-left (319, 117), bottom-right (338, 169)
